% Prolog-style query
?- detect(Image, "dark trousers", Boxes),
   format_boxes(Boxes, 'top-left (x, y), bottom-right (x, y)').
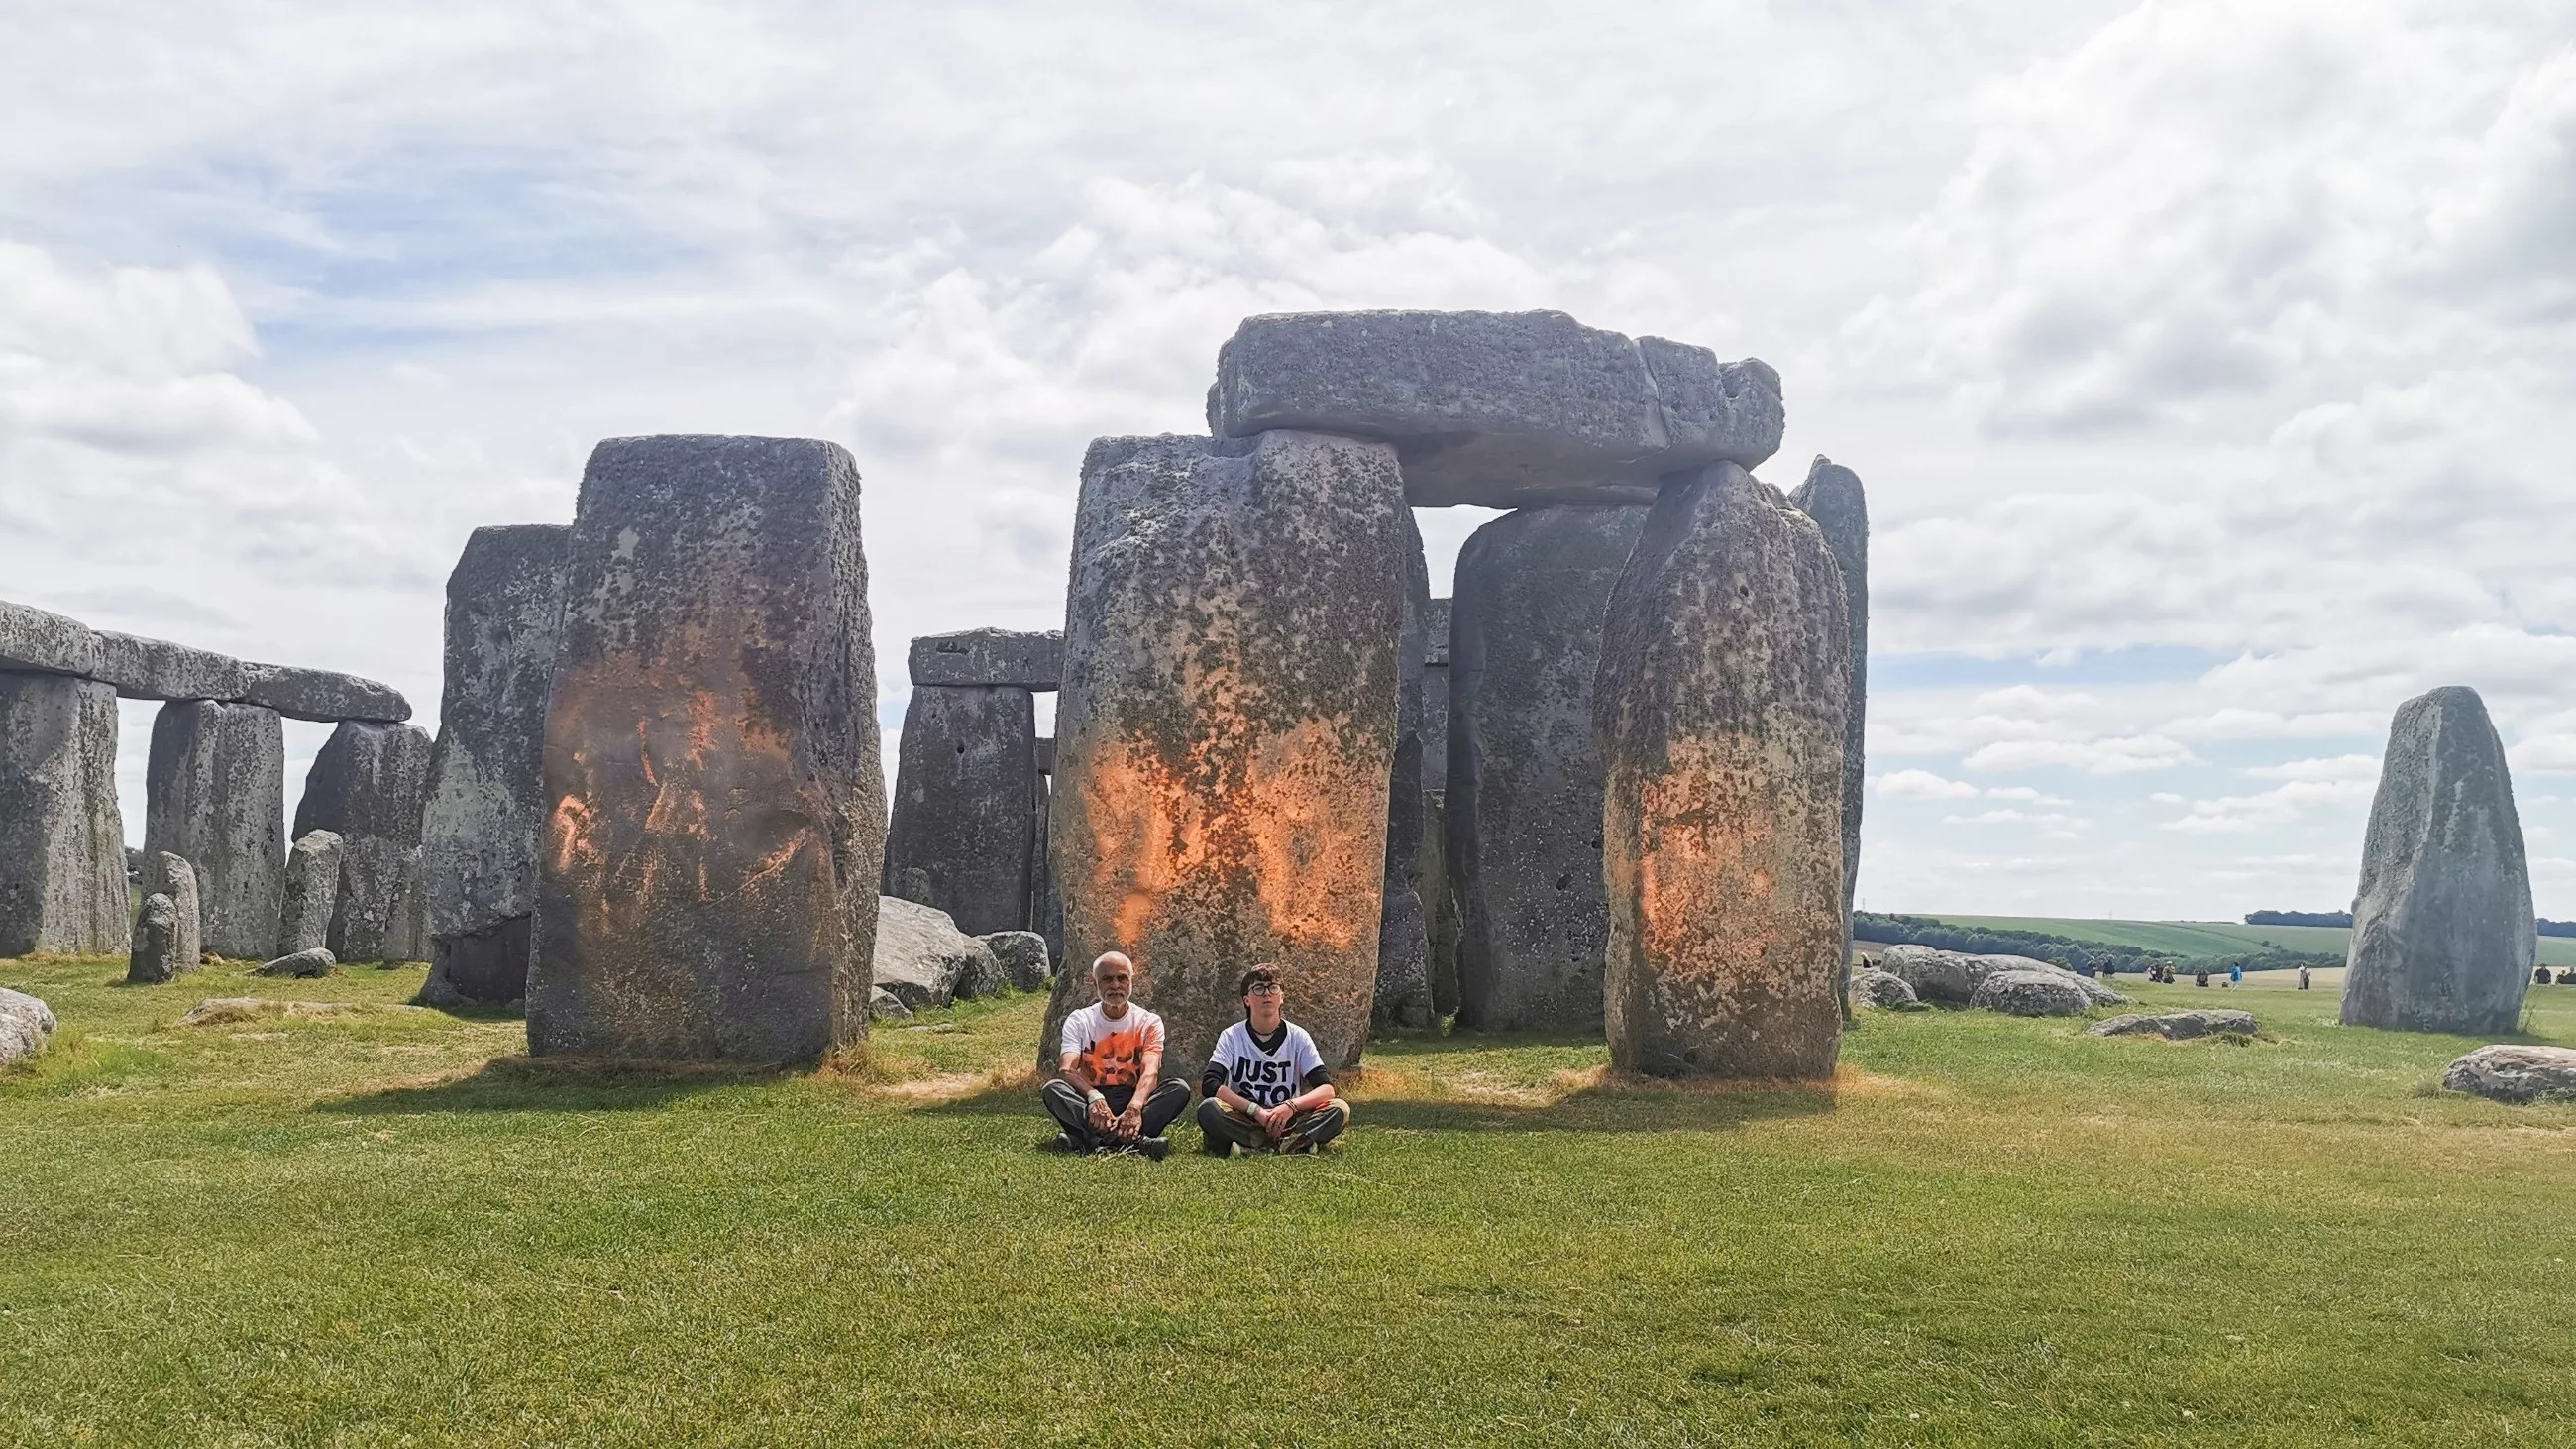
top-left (1042, 1078), bottom-right (1190, 1149)
top-left (1196, 1095), bottom-right (1350, 1155)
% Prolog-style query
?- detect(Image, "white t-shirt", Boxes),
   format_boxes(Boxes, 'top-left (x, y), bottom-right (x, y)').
top-left (1208, 1019), bottom-right (1326, 1109)
top-left (1059, 1002), bottom-right (1165, 1091)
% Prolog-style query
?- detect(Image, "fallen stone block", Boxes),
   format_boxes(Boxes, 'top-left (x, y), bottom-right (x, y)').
top-left (875, 896), bottom-right (1000, 1011)
top-left (0, 986), bottom-right (55, 1066)
top-left (2089, 1009), bottom-right (2258, 1040)
top-left (1851, 967), bottom-right (1917, 1009)
top-left (1971, 968), bottom-right (2093, 1017)
top-left (1209, 309), bottom-right (1782, 509)
top-left (980, 931), bottom-right (1052, 992)
top-left (907, 628), bottom-right (1064, 689)
top-left (868, 986), bottom-right (912, 1022)
top-left (255, 947), bottom-right (337, 978)
top-left (2442, 1044), bottom-right (2576, 1103)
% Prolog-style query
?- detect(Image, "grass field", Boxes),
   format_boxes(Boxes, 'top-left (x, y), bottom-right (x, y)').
top-left (8, 957), bottom-right (2576, 1446)
top-left (1922, 914), bottom-right (2576, 968)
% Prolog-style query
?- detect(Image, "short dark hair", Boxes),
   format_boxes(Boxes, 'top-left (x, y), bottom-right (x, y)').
top-left (1237, 965), bottom-right (1281, 998)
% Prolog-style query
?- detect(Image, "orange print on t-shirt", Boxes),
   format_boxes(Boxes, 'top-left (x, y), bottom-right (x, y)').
top-left (1078, 1027), bottom-right (1148, 1089)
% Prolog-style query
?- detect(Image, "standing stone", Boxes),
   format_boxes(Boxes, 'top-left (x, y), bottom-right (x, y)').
top-left (1374, 515), bottom-right (1434, 1029)
top-left (1594, 464), bottom-right (1851, 1079)
top-left (1424, 789), bottom-right (1462, 1018)
top-left (277, 830), bottom-right (345, 955)
top-left (1421, 598), bottom-right (1450, 794)
top-left (1030, 763), bottom-right (1063, 964)
top-left (144, 700), bottom-right (285, 961)
top-left (1790, 457), bottom-right (1868, 1020)
top-left (530, 435), bottom-right (883, 1064)
top-left (1448, 503), bottom-right (1649, 1032)
top-left (141, 851), bottom-right (201, 973)
top-left (295, 722), bottom-right (433, 963)
top-left (128, 893), bottom-right (183, 984)
top-left (1042, 431), bottom-right (1408, 1078)
top-left (0, 671), bottom-right (126, 956)
top-left (2340, 686), bottom-right (2535, 1035)
top-left (880, 683), bottom-right (1038, 937)
top-left (421, 524), bottom-right (569, 1007)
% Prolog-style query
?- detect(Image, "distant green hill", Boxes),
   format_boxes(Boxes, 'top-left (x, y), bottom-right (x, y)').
top-left (1917, 915), bottom-right (2576, 969)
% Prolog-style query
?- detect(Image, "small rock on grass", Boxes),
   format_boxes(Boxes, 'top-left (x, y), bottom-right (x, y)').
top-left (0, 987), bottom-right (56, 1065)
top-left (2442, 1044), bottom-right (2576, 1104)
top-left (255, 947), bottom-right (337, 978)
top-left (979, 931), bottom-right (1052, 992)
top-left (1850, 968), bottom-right (1917, 1009)
top-left (2090, 1010), bottom-right (2258, 1040)
top-left (868, 986), bottom-right (912, 1022)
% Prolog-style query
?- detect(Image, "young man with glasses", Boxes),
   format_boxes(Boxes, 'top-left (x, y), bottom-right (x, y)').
top-left (1196, 965), bottom-right (1349, 1156)
top-left (1043, 951), bottom-right (1191, 1159)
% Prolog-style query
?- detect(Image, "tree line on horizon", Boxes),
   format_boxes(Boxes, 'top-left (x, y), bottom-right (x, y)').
top-left (2245, 909), bottom-right (2576, 938)
top-left (1855, 913), bottom-right (2341, 973)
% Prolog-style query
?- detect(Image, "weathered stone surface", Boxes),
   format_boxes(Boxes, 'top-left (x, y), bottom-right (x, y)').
top-left (0, 601), bottom-right (101, 677)
top-left (868, 985), bottom-right (912, 1022)
top-left (1972, 968), bottom-right (2093, 1017)
top-left (981, 931), bottom-right (1052, 992)
top-left (530, 435), bottom-right (884, 1064)
top-left (93, 632), bottom-right (249, 702)
top-left (420, 523), bottom-right (569, 1007)
top-left (2342, 686), bottom-right (2535, 1035)
top-left (2442, 1044), bottom-right (2576, 1103)
top-left (881, 684), bottom-right (1038, 937)
top-left (141, 852), bottom-right (201, 974)
top-left (128, 893), bottom-right (183, 984)
top-left (1041, 430), bottom-right (1408, 1077)
top-left (277, 830), bottom-right (345, 955)
top-left (1851, 967), bottom-right (1918, 1009)
top-left (235, 662), bottom-right (409, 724)
top-left (1789, 457), bottom-right (1868, 1019)
top-left (1034, 736), bottom-right (1055, 776)
top-left (1424, 789), bottom-right (1461, 1017)
top-left (1375, 515), bottom-right (1434, 1029)
top-left (2090, 1009), bottom-right (2258, 1040)
top-left (907, 629), bottom-right (1064, 690)
top-left (0, 986), bottom-right (54, 1065)
top-left (256, 947), bottom-right (336, 978)
top-left (146, 700), bottom-right (285, 960)
top-left (0, 671), bottom-right (127, 956)
top-left (1421, 597), bottom-right (1450, 793)
top-left (1449, 503), bottom-right (1648, 1031)
top-left (874, 896), bottom-right (999, 1011)
top-left (1596, 464), bottom-right (1851, 1078)
top-left (1209, 310), bottom-right (1783, 509)
top-left (1878, 944), bottom-right (1974, 1004)
top-left (296, 721), bottom-right (433, 963)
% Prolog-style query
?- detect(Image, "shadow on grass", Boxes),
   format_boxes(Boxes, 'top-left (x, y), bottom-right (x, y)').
top-left (317, 1054), bottom-right (784, 1115)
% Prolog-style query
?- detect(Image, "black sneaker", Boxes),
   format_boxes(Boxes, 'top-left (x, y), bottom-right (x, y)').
top-left (1051, 1131), bottom-right (1081, 1154)
top-left (1137, 1136), bottom-right (1171, 1161)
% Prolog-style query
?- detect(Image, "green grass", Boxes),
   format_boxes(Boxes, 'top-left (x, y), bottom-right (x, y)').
top-left (7, 956), bottom-right (2576, 1445)
top-left (1925, 914), bottom-right (2576, 968)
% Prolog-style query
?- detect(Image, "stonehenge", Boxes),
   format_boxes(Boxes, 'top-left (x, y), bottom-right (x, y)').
top-left (1790, 457), bottom-right (1869, 1018)
top-left (1594, 463), bottom-right (1852, 1079)
top-left (278, 831), bottom-right (345, 956)
top-left (296, 722), bottom-right (433, 963)
top-left (2341, 686), bottom-right (2535, 1035)
top-left (883, 675), bottom-right (1041, 937)
top-left (0, 595), bottom-right (410, 964)
top-left (529, 435), bottom-right (884, 1065)
top-left (1447, 503), bottom-right (1647, 1032)
top-left (142, 851), bottom-right (203, 975)
top-left (1042, 430), bottom-right (1410, 1078)
top-left (420, 524), bottom-right (569, 1007)
top-left (1373, 520), bottom-right (1435, 1030)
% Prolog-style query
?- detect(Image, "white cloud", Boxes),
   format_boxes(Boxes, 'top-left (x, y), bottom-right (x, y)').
top-left (1964, 734), bottom-right (2200, 775)
top-left (2160, 778), bottom-right (2378, 835)
top-left (2241, 753), bottom-right (2381, 784)
top-left (1877, 769), bottom-right (1983, 800)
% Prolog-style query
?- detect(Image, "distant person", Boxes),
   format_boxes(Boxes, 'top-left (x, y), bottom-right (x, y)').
top-left (1197, 966), bottom-right (1349, 1156)
top-left (2540, 965), bottom-right (2554, 986)
top-left (1043, 951), bottom-right (1190, 1159)
top-left (2560, 969), bottom-right (2575, 986)
top-left (2298, 965), bottom-right (2311, 990)
top-left (2194, 967), bottom-right (2209, 988)
top-left (2228, 964), bottom-right (2243, 987)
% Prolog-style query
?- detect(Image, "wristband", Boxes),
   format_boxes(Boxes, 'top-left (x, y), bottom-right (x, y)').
top-left (1086, 1089), bottom-right (1106, 1105)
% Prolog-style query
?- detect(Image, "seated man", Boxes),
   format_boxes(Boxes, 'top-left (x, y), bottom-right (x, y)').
top-left (1042, 951), bottom-right (1190, 1159)
top-left (1197, 966), bottom-right (1349, 1156)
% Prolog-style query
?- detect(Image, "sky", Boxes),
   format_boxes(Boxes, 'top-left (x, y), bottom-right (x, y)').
top-left (1, 0), bottom-right (2571, 920)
